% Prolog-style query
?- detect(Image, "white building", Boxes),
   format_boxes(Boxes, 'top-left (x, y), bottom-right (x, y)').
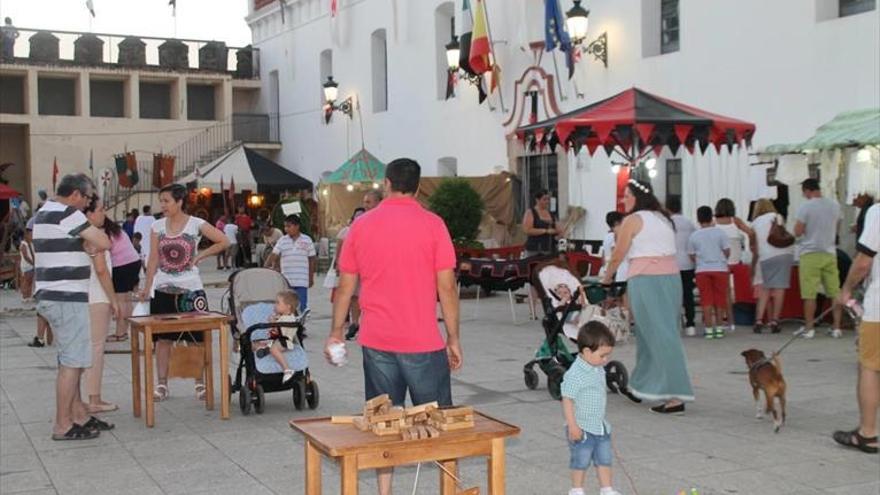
top-left (246, 0), bottom-right (879, 241)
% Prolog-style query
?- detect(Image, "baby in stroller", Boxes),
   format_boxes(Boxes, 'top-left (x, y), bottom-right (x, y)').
top-left (254, 290), bottom-right (300, 383)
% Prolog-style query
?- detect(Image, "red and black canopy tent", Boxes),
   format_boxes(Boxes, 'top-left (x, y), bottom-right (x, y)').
top-left (515, 87), bottom-right (756, 163)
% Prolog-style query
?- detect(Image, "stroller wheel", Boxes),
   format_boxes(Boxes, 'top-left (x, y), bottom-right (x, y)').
top-left (254, 384), bottom-right (265, 414)
top-left (547, 367), bottom-right (565, 401)
top-left (239, 384), bottom-right (253, 415)
top-left (605, 360), bottom-right (628, 394)
top-left (523, 368), bottom-right (539, 390)
top-left (306, 380), bottom-right (319, 410)
top-left (292, 379), bottom-right (306, 411)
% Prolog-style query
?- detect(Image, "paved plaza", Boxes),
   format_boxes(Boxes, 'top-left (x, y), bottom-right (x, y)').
top-left (1, 268), bottom-right (878, 495)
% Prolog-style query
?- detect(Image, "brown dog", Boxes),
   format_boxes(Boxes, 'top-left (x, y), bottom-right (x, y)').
top-left (741, 349), bottom-right (787, 432)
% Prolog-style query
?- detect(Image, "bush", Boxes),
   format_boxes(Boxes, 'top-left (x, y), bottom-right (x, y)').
top-left (428, 178), bottom-right (484, 244)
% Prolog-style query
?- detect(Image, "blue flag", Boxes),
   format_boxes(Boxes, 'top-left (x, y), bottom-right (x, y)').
top-left (545, 0), bottom-right (575, 79)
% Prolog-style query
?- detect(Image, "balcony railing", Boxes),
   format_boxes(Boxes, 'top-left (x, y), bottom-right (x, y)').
top-left (1, 27), bottom-right (260, 79)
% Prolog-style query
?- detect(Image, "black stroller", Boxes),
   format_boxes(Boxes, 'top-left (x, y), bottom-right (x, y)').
top-left (227, 268), bottom-right (318, 414)
top-left (522, 261), bottom-right (636, 402)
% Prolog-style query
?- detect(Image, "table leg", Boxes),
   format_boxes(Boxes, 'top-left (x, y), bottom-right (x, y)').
top-left (439, 459), bottom-right (458, 495)
top-left (203, 330), bottom-right (214, 411)
top-left (340, 455), bottom-right (358, 495)
top-left (131, 327), bottom-right (141, 418)
top-left (144, 327), bottom-right (155, 428)
top-left (305, 440), bottom-right (322, 495)
top-left (219, 322), bottom-right (230, 420)
top-left (487, 438), bottom-right (505, 495)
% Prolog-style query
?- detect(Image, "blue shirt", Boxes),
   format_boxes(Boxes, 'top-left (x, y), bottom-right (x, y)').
top-left (561, 356), bottom-right (610, 435)
top-left (687, 226), bottom-right (730, 273)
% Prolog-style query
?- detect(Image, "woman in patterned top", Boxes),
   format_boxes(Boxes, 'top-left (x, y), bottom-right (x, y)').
top-left (137, 184), bottom-right (229, 402)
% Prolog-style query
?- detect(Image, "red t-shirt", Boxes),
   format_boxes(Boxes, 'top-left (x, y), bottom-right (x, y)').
top-left (235, 214), bottom-right (252, 232)
top-left (339, 196), bottom-right (456, 353)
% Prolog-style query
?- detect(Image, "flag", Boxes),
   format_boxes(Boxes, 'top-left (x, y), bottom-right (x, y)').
top-left (468, 0), bottom-right (491, 75)
top-left (52, 158), bottom-right (59, 193)
top-left (545, 0), bottom-right (575, 79)
top-left (115, 152), bottom-right (139, 188)
top-left (220, 175), bottom-right (228, 214)
top-left (458, 0), bottom-right (476, 75)
top-left (228, 175), bottom-right (236, 211)
top-left (88, 149), bottom-right (94, 181)
top-left (152, 154), bottom-right (175, 189)
top-left (85, 0), bottom-right (95, 17)
top-left (169, 0), bottom-right (176, 16)
top-left (330, 0), bottom-right (337, 17)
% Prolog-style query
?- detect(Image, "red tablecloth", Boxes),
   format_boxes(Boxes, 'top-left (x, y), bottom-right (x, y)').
top-left (731, 263), bottom-right (804, 320)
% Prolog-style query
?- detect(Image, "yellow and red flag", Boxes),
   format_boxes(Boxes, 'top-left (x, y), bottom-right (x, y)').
top-left (468, 0), bottom-right (492, 75)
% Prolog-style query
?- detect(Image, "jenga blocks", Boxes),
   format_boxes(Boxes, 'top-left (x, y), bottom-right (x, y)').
top-left (430, 407), bottom-right (475, 431)
top-left (335, 399), bottom-right (474, 440)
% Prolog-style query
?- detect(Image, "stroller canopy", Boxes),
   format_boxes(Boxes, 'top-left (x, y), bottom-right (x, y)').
top-left (230, 268), bottom-right (291, 314)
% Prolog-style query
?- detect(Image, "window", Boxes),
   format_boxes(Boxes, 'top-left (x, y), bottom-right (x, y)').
top-left (38, 77), bottom-right (76, 116)
top-left (371, 29), bottom-right (388, 112)
top-left (319, 49), bottom-right (332, 102)
top-left (0, 75), bottom-right (25, 114)
top-left (139, 82), bottom-right (171, 119)
top-left (660, 0), bottom-right (679, 54)
top-left (435, 2), bottom-right (454, 100)
top-left (518, 155), bottom-right (559, 213)
top-left (665, 158), bottom-right (682, 205)
top-left (90, 79), bottom-right (125, 118)
top-left (187, 84), bottom-right (216, 121)
top-left (840, 0), bottom-right (875, 16)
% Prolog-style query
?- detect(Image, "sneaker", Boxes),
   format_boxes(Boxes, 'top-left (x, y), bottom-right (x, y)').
top-left (282, 369), bottom-right (295, 383)
top-left (567, 489), bottom-right (585, 495)
top-left (27, 337), bottom-right (45, 348)
top-left (685, 326), bottom-right (696, 337)
top-left (704, 328), bottom-right (715, 339)
top-left (715, 328), bottom-right (725, 339)
top-left (799, 327), bottom-right (815, 339)
top-left (599, 489), bottom-right (622, 495)
top-left (828, 328), bottom-right (843, 339)
top-left (728, 323), bottom-right (736, 333)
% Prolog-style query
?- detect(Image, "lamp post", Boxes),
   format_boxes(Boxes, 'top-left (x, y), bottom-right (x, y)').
top-left (322, 76), bottom-right (353, 123)
top-left (565, 0), bottom-right (608, 68)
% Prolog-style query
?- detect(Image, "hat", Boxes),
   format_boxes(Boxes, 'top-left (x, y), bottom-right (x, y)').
top-left (800, 178), bottom-right (820, 191)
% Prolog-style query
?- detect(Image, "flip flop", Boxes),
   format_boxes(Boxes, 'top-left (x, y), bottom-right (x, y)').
top-left (88, 402), bottom-right (119, 413)
top-left (82, 416), bottom-right (115, 431)
top-left (51, 424), bottom-right (100, 441)
top-left (105, 334), bottom-right (129, 343)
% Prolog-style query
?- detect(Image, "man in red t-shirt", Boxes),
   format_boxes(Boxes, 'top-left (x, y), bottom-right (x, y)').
top-left (234, 206), bottom-right (253, 266)
top-left (326, 158), bottom-right (461, 495)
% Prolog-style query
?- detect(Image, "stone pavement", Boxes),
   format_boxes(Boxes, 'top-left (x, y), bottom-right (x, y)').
top-left (1, 267), bottom-right (878, 495)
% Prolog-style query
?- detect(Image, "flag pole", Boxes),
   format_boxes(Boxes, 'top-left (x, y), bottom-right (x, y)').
top-left (480, 0), bottom-right (507, 112)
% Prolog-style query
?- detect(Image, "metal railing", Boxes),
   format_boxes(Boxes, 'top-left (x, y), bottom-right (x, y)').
top-left (2, 27), bottom-right (260, 78)
top-left (105, 113), bottom-right (281, 209)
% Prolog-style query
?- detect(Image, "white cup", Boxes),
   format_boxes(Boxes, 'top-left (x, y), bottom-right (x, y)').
top-left (132, 301), bottom-right (151, 317)
top-left (328, 342), bottom-right (347, 367)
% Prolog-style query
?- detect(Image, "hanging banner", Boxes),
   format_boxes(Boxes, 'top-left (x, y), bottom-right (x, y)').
top-left (615, 166), bottom-right (630, 213)
top-left (152, 154), bottom-right (175, 189)
top-left (116, 152), bottom-right (139, 188)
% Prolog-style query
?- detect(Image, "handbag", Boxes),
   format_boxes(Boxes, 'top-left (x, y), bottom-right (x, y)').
top-left (168, 332), bottom-right (206, 379)
top-left (767, 214), bottom-right (795, 248)
top-left (322, 257), bottom-right (338, 289)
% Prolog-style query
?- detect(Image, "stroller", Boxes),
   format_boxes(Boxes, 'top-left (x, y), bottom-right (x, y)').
top-left (227, 268), bottom-right (319, 414)
top-left (522, 261), bottom-right (635, 401)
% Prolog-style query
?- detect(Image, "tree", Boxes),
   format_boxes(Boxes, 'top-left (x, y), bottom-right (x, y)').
top-left (428, 178), bottom-right (484, 245)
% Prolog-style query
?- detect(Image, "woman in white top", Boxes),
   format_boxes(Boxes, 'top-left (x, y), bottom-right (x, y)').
top-left (82, 198), bottom-right (120, 413)
top-left (137, 184), bottom-right (229, 402)
top-left (336, 207), bottom-right (366, 340)
top-left (749, 198), bottom-right (795, 334)
top-left (602, 179), bottom-right (694, 414)
top-left (714, 198), bottom-right (754, 331)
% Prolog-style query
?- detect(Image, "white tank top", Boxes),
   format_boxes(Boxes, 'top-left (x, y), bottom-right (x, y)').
top-left (88, 253), bottom-right (114, 304)
top-left (629, 211), bottom-right (677, 258)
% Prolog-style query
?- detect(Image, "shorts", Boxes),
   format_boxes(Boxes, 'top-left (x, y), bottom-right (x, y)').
top-left (858, 321), bottom-right (880, 371)
top-left (695, 271), bottom-right (729, 309)
top-left (362, 346), bottom-right (452, 407)
top-left (567, 429), bottom-right (612, 470)
top-left (112, 260), bottom-right (142, 293)
top-left (760, 255), bottom-right (793, 290)
top-left (37, 300), bottom-right (91, 368)
top-left (150, 289), bottom-right (208, 342)
top-left (798, 252), bottom-right (840, 299)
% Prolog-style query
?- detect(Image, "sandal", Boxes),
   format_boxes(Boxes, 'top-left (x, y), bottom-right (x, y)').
top-left (195, 383), bottom-right (206, 401)
top-left (153, 384), bottom-right (169, 402)
top-left (769, 321), bottom-right (781, 334)
top-left (81, 416), bottom-right (115, 431)
top-left (51, 424), bottom-right (100, 441)
top-left (105, 334), bottom-right (128, 343)
top-left (833, 428), bottom-right (878, 454)
top-left (88, 402), bottom-right (119, 413)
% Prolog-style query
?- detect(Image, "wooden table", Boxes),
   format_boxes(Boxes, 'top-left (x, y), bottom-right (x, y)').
top-left (128, 312), bottom-right (231, 427)
top-left (290, 412), bottom-right (520, 495)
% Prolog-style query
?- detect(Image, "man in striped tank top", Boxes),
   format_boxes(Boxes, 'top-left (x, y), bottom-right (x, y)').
top-left (33, 174), bottom-right (114, 441)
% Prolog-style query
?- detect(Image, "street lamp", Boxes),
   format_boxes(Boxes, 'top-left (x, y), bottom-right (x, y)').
top-left (445, 36), bottom-right (460, 72)
top-left (322, 76), bottom-right (353, 123)
top-left (565, 0), bottom-right (608, 68)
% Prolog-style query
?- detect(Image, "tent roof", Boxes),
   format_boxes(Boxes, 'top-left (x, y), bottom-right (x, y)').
top-left (178, 145), bottom-right (312, 193)
top-left (0, 183), bottom-right (21, 200)
top-left (324, 148), bottom-right (385, 184)
top-left (763, 109), bottom-right (880, 154)
top-left (516, 87), bottom-right (756, 157)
